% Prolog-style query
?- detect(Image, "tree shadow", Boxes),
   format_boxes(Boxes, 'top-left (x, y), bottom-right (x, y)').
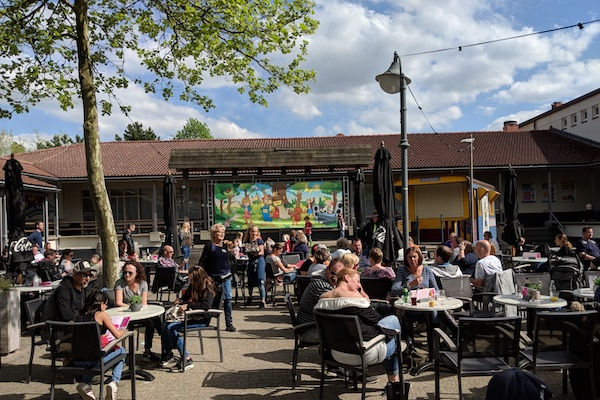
top-left (238, 328), bottom-right (293, 339)
top-left (244, 313), bottom-right (290, 324)
top-left (244, 348), bottom-right (319, 365)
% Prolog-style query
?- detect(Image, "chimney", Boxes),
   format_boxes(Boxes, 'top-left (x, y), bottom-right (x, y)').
top-left (503, 120), bottom-right (518, 132)
top-left (335, 133), bottom-right (345, 137)
top-left (551, 101), bottom-right (563, 110)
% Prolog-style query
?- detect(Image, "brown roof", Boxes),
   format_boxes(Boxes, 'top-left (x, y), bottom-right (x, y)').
top-left (0, 157), bottom-right (58, 189)
top-left (11, 130), bottom-right (600, 179)
top-left (519, 87), bottom-right (600, 127)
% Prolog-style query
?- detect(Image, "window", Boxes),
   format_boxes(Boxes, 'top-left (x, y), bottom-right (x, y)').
top-left (593, 104), bottom-right (599, 119)
top-left (560, 181), bottom-right (576, 202)
top-left (581, 109), bottom-right (588, 123)
top-left (561, 117), bottom-right (567, 130)
top-left (571, 113), bottom-right (577, 126)
top-left (521, 184), bottom-right (536, 203)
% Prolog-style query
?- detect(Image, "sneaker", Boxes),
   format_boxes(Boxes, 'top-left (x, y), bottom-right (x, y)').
top-left (142, 351), bottom-right (160, 362)
top-left (160, 352), bottom-right (177, 368)
top-left (225, 324), bottom-right (236, 332)
top-left (179, 357), bottom-right (194, 371)
top-left (76, 383), bottom-right (96, 400)
top-left (105, 381), bottom-right (118, 400)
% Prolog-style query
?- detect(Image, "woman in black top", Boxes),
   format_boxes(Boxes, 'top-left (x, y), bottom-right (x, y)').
top-left (554, 233), bottom-right (575, 257)
top-left (73, 291), bottom-right (126, 399)
top-left (160, 266), bottom-right (215, 371)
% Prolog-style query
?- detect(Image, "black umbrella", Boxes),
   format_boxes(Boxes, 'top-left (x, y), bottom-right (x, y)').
top-left (163, 174), bottom-right (180, 255)
top-left (3, 155), bottom-right (33, 274)
top-left (501, 168), bottom-right (524, 246)
top-left (373, 143), bottom-right (402, 265)
top-left (353, 168), bottom-right (366, 233)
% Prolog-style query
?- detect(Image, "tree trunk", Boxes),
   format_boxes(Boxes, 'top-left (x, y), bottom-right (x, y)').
top-left (226, 194), bottom-right (233, 214)
top-left (74, 0), bottom-right (119, 287)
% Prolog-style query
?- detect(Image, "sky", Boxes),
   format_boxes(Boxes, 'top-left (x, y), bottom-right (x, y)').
top-left (1, 0), bottom-right (599, 146)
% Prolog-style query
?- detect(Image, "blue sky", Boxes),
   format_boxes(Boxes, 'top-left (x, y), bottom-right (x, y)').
top-left (1, 0), bottom-right (599, 145)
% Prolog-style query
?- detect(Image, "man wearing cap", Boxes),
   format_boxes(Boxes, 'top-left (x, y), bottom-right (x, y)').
top-left (44, 261), bottom-right (92, 321)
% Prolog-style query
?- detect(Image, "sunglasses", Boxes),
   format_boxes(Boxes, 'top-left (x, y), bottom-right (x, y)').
top-left (123, 271), bottom-right (135, 276)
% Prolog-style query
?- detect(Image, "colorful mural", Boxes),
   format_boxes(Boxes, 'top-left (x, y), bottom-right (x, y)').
top-left (213, 181), bottom-right (343, 230)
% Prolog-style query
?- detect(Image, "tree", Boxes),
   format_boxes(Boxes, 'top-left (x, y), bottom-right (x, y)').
top-left (0, 0), bottom-right (318, 287)
top-left (115, 122), bottom-right (159, 141)
top-left (175, 118), bottom-right (212, 139)
top-left (36, 133), bottom-right (82, 149)
top-left (0, 129), bottom-right (25, 155)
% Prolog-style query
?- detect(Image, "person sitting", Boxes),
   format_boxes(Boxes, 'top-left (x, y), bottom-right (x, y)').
top-left (511, 237), bottom-right (526, 257)
top-left (430, 245), bottom-right (462, 279)
top-left (306, 247), bottom-right (330, 277)
top-left (449, 236), bottom-right (462, 263)
top-left (391, 246), bottom-right (438, 293)
top-left (315, 268), bottom-right (401, 383)
top-left (453, 241), bottom-right (477, 276)
top-left (37, 249), bottom-right (60, 282)
top-left (444, 232), bottom-right (456, 248)
top-left (294, 232), bottom-right (310, 260)
top-left (471, 240), bottom-right (503, 289)
top-left (266, 243), bottom-right (297, 283)
top-left (575, 226), bottom-right (600, 270)
top-left (74, 291), bottom-right (127, 400)
top-left (340, 252), bottom-right (360, 271)
top-left (89, 254), bottom-right (103, 281)
top-left (351, 237), bottom-right (370, 270)
top-left (264, 237), bottom-right (275, 256)
top-left (298, 244), bottom-right (326, 275)
top-left (31, 244), bottom-right (44, 264)
top-left (158, 245), bottom-right (188, 273)
top-left (360, 248), bottom-right (395, 280)
top-left (118, 239), bottom-right (128, 261)
top-left (554, 233), bottom-right (575, 257)
top-left (296, 258), bottom-right (345, 342)
top-left (126, 248), bottom-right (139, 262)
top-left (44, 262), bottom-right (92, 322)
top-left (160, 266), bottom-right (215, 371)
top-left (59, 249), bottom-right (75, 276)
top-left (483, 231), bottom-right (500, 254)
top-left (114, 261), bottom-right (160, 362)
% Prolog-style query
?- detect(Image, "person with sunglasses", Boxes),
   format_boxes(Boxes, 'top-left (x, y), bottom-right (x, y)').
top-left (114, 261), bottom-right (160, 361)
top-left (42, 261), bottom-right (92, 322)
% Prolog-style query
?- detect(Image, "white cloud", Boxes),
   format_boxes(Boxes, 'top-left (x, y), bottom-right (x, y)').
top-left (479, 106), bottom-right (495, 116)
top-left (485, 105), bottom-right (548, 130)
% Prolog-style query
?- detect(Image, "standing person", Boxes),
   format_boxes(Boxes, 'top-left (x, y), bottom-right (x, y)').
top-left (74, 291), bottom-right (126, 400)
top-left (160, 266), bottom-right (215, 371)
top-left (360, 211), bottom-right (379, 253)
top-left (179, 222), bottom-right (193, 270)
top-left (27, 220), bottom-right (44, 249)
top-left (303, 216), bottom-right (313, 244)
top-left (244, 225), bottom-right (267, 308)
top-left (122, 223), bottom-right (136, 254)
top-left (337, 210), bottom-right (345, 238)
top-left (198, 223), bottom-right (236, 332)
top-left (114, 261), bottom-right (160, 361)
top-left (576, 226), bottom-right (600, 270)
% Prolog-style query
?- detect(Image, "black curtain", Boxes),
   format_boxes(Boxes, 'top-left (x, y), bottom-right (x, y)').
top-left (501, 169), bottom-right (524, 246)
top-left (163, 174), bottom-right (180, 255)
top-left (373, 145), bottom-right (402, 265)
top-left (353, 168), bottom-right (366, 233)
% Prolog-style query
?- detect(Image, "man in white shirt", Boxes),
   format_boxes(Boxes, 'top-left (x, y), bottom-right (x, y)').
top-left (471, 240), bottom-right (503, 288)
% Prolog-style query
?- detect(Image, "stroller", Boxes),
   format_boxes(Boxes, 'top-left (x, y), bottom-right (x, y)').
top-left (549, 254), bottom-right (584, 291)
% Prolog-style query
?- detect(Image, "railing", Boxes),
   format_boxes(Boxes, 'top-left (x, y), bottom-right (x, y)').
top-left (548, 210), bottom-right (565, 233)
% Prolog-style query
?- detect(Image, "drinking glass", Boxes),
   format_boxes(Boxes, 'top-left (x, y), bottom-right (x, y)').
top-left (437, 290), bottom-right (446, 304)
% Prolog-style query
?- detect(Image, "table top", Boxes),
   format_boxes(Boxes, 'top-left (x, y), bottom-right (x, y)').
top-left (493, 294), bottom-right (567, 309)
top-left (572, 288), bottom-right (596, 300)
top-left (512, 256), bottom-right (548, 264)
top-left (140, 259), bottom-right (158, 265)
top-left (106, 304), bottom-right (165, 321)
top-left (394, 297), bottom-right (463, 312)
top-left (10, 285), bottom-right (54, 293)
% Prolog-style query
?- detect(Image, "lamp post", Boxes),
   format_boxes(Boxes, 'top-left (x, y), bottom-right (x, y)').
top-left (376, 51), bottom-right (411, 251)
top-left (461, 136), bottom-right (475, 241)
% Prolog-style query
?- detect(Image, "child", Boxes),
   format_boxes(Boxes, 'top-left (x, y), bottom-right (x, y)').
top-left (304, 215), bottom-right (313, 244)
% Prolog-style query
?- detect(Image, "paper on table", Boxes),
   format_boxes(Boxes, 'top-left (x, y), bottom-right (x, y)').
top-left (103, 315), bottom-right (130, 342)
top-left (410, 288), bottom-right (435, 301)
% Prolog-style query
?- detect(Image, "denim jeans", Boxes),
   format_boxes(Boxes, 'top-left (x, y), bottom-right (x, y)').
top-left (161, 321), bottom-right (206, 358)
top-left (181, 246), bottom-right (190, 270)
top-left (283, 271), bottom-right (297, 283)
top-left (73, 346), bottom-right (126, 384)
top-left (220, 277), bottom-right (233, 325)
top-left (247, 258), bottom-right (266, 301)
top-left (377, 315), bottom-right (400, 376)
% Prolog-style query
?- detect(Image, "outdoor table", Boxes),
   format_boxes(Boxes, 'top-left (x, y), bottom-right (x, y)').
top-left (106, 304), bottom-right (165, 381)
top-left (11, 285), bottom-right (54, 296)
top-left (422, 259), bottom-right (435, 266)
top-left (394, 297), bottom-right (463, 375)
top-left (511, 256), bottom-right (548, 264)
top-left (572, 287), bottom-right (596, 301)
top-left (493, 294), bottom-right (566, 336)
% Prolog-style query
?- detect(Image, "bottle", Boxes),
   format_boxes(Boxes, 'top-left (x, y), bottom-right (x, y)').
top-left (33, 274), bottom-right (41, 287)
top-left (402, 285), bottom-right (409, 303)
top-left (550, 280), bottom-right (558, 301)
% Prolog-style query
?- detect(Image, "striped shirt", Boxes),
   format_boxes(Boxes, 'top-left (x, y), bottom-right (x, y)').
top-left (296, 276), bottom-right (333, 327)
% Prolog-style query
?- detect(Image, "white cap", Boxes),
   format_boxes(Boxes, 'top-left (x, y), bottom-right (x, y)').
top-left (330, 249), bottom-right (351, 259)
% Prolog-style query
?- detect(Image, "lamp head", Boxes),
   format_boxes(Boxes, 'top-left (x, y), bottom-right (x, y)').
top-left (376, 51), bottom-right (411, 94)
top-left (460, 138), bottom-right (475, 144)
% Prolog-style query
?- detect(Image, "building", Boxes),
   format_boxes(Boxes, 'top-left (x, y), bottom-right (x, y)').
top-left (2, 128), bottom-right (600, 249)
top-left (519, 88), bottom-right (600, 143)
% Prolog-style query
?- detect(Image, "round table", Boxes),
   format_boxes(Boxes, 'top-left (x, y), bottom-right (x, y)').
top-left (572, 288), bottom-right (596, 300)
top-left (493, 294), bottom-right (567, 336)
top-left (511, 256), bottom-right (548, 264)
top-left (394, 297), bottom-right (463, 375)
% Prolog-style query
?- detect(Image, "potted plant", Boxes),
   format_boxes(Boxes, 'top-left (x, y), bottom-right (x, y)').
top-left (525, 283), bottom-right (542, 300)
top-left (128, 295), bottom-right (143, 312)
top-left (0, 276), bottom-right (21, 354)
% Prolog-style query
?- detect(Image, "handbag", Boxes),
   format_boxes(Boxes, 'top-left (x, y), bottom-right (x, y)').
top-left (165, 305), bottom-right (185, 322)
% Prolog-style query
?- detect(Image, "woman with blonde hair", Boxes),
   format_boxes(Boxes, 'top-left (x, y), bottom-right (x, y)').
top-left (554, 233), bottom-right (575, 257)
top-left (294, 231), bottom-right (310, 259)
top-left (179, 221), bottom-right (193, 270)
top-left (340, 252), bottom-right (360, 270)
top-left (243, 224), bottom-right (267, 308)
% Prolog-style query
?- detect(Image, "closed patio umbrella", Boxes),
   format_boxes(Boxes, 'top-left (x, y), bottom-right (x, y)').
top-left (353, 168), bottom-right (366, 233)
top-left (501, 168), bottom-right (524, 246)
top-left (163, 174), bottom-right (180, 256)
top-left (373, 143), bottom-right (402, 265)
top-left (3, 155), bottom-right (33, 274)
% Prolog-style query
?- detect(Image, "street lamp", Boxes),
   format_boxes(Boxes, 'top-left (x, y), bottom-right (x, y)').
top-left (376, 51), bottom-right (411, 251)
top-left (461, 136), bottom-right (475, 241)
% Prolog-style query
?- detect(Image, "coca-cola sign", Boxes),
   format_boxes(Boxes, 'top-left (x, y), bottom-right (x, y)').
top-left (9, 236), bottom-right (34, 265)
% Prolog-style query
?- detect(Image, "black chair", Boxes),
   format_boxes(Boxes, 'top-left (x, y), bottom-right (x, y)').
top-left (584, 270), bottom-right (600, 288)
top-left (360, 277), bottom-right (392, 300)
top-left (513, 273), bottom-right (551, 295)
top-left (314, 310), bottom-right (406, 400)
top-left (439, 276), bottom-right (501, 319)
top-left (294, 275), bottom-right (312, 302)
top-left (153, 267), bottom-right (182, 302)
top-left (284, 294), bottom-right (319, 388)
top-left (179, 289), bottom-right (224, 371)
top-left (433, 316), bottom-right (521, 400)
top-left (265, 261), bottom-right (286, 305)
top-left (520, 310), bottom-right (598, 395)
top-left (46, 320), bottom-right (136, 400)
top-left (550, 255), bottom-right (584, 290)
top-left (24, 297), bottom-right (49, 383)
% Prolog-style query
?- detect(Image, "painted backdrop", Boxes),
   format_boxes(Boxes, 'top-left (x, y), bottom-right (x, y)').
top-left (214, 181), bottom-right (343, 230)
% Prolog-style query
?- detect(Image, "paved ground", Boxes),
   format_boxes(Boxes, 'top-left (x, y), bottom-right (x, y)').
top-left (0, 292), bottom-right (577, 400)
